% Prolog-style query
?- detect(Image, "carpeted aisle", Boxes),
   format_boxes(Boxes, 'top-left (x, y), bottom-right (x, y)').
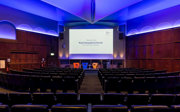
top-left (79, 71), bottom-right (103, 93)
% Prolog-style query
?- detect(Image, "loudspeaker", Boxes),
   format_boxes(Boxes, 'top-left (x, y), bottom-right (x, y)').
top-left (119, 33), bottom-right (124, 39)
top-left (59, 33), bottom-right (64, 40)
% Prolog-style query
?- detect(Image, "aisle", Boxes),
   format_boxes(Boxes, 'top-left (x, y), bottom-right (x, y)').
top-left (79, 71), bottom-right (103, 93)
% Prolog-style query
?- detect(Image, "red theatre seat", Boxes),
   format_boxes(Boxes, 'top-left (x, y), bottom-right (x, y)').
top-left (73, 63), bottom-right (80, 68)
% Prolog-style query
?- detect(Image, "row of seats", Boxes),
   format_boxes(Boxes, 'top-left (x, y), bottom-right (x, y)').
top-left (0, 72), bottom-right (84, 92)
top-left (100, 72), bottom-right (179, 78)
top-left (99, 68), bottom-right (166, 74)
top-left (99, 68), bottom-right (179, 78)
top-left (1, 104), bottom-right (180, 112)
top-left (1, 93), bottom-right (180, 106)
top-left (11, 68), bottom-right (83, 76)
top-left (99, 69), bottom-right (180, 93)
top-left (102, 76), bottom-right (180, 93)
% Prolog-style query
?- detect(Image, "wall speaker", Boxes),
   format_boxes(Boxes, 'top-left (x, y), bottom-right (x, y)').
top-left (59, 33), bottom-right (64, 40)
top-left (119, 33), bottom-right (124, 40)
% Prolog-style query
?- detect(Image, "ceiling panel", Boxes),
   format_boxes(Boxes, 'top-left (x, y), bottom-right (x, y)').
top-left (94, 0), bottom-right (142, 22)
top-left (0, 0), bottom-right (180, 26)
top-left (41, 0), bottom-right (92, 23)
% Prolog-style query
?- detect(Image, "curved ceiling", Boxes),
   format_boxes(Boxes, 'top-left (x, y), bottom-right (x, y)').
top-left (0, 0), bottom-right (180, 26)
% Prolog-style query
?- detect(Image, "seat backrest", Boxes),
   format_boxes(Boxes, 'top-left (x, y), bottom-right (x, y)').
top-left (51, 105), bottom-right (87, 112)
top-left (151, 94), bottom-right (175, 105)
top-left (171, 105), bottom-right (180, 112)
top-left (9, 92), bottom-right (32, 105)
top-left (92, 105), bottom-right (128, 112)
top-left (174, 94), bottom-right (180, 104)
top-left (127, 94), bottom-right (149, 105)
top-left (55, 93), bottom-right (78, 105)
top-left (11, 104), bottom-right (48, 112)
top-left (0, 93), bottom-right (9, 104)
top-left (0, 105), bottom-right (9, 112)
top-left (32, 93), bottom-right (55, 106)
top-left (79, 93), bottom-right (101, 104)
top-left (103, 93), bottom-right (126, 105)
top-left (131, 105), bottom-right (170, 112)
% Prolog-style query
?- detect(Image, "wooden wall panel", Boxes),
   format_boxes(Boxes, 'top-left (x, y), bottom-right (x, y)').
top-left (173, 60), bottom-right (180, 72)
top-left (0, 30), bottom-right (59, 71)
top-left (126, 27), bottom-right (180, 72)
top-left (146, 45), bottom-right (153, 59)
top-left (146, 60), bottom-right (154, 69)
top-left (173, 29), bottom-right (180, 41)
top-left (174, 43), bottom-right (180, 58)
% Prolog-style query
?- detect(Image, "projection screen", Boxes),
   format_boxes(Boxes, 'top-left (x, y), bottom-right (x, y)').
top-left (69, 29), bottom-right (113, 59)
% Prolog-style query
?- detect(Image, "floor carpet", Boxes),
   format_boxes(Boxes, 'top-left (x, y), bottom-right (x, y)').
top-left (79, 71), bottom-right (103, 93)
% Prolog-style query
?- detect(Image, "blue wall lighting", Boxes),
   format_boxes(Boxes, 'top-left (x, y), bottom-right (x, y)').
top-left (0, 21), bottom-right (16, 40)
top-left (16, 27), bottom-right (59, 37)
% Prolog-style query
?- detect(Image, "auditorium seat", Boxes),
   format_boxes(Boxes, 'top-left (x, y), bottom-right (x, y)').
top-left (156, 77), bottom-right (169, 93)
top-left (167, 76), bottom-right (180, 93)
top-left (51, 105), bottom-right (87, 112)
top-left (0, 93), bottom-right (9, 104)
top-left (118, 77), bottom-right (133, 92)
top-left (9, 92), bottom-right (32, 105)
top-left (174, 94), bottom-right (180, 104)
top-left (11, 104), bottom-right (48, 112)
top-left (51, 76), bottom-right (64, 92)
top-left (171, 105), bottom-right (180, 112)
top-left (104, 77), bottom-right (120, 92)
top-left (103, 93), bottom-right (126, 105)
top-left (63, 77), bottom-right (80, 93)
top-left (170, 94), bottom-right (180, 112)
top-left (131, 105), bottom-right (170, 112)
top-left (145, 77), bottom-right (158, 93)
top-left (127, 94), bottom-right (149, 106)
top-left (132, 77), bottom-right (145, 93)
top-left (32, 92), bottom-right (55, 106)
top-left (150, 94), bottom-right (175, 106)
top-left (16, 75), bottom-right (30, 91)
top-left (79, 93), bottom-right (101, 104)
top-left (0, 105), bottom-right (9, 112)
top-left (29, 76), bottom-right (41, 92)
top-left (55, 93), bottom-right (78, 105)
top-left (92, 105), bottom-right (128, 112)
top-left (39, 76), bottom-right (52, 92)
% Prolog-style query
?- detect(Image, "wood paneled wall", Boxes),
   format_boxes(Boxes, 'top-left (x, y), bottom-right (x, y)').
top-left (126, 27), bottom-right (180, 72)
top-left (0, 30), bottom-right (59, 71)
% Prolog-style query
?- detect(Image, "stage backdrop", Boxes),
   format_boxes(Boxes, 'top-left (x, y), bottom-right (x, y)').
top-left (59, 26), bottom-right (126, 60)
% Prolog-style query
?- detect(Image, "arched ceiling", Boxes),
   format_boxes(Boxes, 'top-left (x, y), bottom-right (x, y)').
top-left (0, 0), bottom-right (180, 26)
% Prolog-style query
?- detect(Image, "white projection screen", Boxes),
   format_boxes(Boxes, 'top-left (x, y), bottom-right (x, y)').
top-left (69, 29), bottom-right (113, 59)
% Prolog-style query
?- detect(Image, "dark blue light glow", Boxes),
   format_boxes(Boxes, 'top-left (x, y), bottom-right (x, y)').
top-left (127, 5), bottom-right (180, 36)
